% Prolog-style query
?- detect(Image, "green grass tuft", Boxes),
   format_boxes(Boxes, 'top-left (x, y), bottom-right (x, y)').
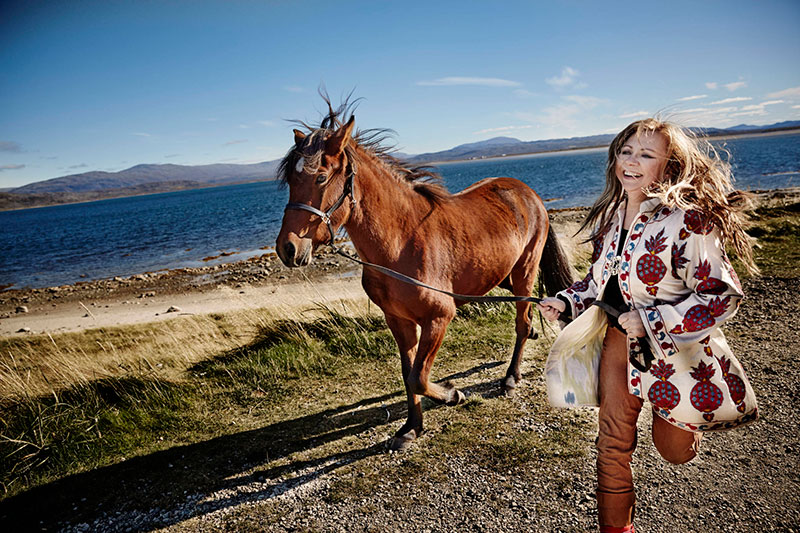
top-left (0, 375), bottom-right (193, 495)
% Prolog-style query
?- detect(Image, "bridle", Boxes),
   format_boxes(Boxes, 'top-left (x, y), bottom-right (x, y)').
top-left (283, 160), bottom-right (357, 246)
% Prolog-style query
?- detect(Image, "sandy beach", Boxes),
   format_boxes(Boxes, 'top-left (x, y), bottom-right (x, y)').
top-left (0, 246), bottom-right (367, 337)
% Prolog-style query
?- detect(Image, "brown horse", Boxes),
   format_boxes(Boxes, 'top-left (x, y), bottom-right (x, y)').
top-left (276, 100), bottom-right (573, 450)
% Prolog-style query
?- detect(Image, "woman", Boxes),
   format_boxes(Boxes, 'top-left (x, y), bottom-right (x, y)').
top-left (537, 119), bottom-right (758, 532)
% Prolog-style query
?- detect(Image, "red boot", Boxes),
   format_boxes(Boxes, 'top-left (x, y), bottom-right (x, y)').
top-left (597, 490), bottom-right (635, 532)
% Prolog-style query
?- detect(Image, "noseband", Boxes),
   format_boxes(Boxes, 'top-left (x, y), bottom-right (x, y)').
top-left (284, 161), bottom-right (357, 246)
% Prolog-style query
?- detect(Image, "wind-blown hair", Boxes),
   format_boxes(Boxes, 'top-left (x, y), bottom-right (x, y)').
top-left (578, 118), bottom-right (757, 274)
top-left (278, 93), bottom-right (449, 203)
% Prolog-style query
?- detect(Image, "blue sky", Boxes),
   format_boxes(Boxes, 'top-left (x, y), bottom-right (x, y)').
top-left (1, 0), bottom-right (799, 189)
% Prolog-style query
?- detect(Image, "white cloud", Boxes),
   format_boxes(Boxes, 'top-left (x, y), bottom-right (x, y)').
top-left (223, 139), bottom-right (248, 146)
top-left (710, 97), bottom-right (752, 105)
top-left (760, 100), bottom-right (785, 106)
top-left (540, 104), bottom-right (582, 126)
top-left (724, 81), bottom-right (747, 91)
top-left (673, 105), bottom-right (750, 126)
top-left (417, 77), bottom-right (521, 87)
top-left (767, 86), bottom-right (800, 99)
top-left (729, 109), bottom-right (766, 117)
top-left (792, 105), bottom-right (800, 109)
top-left (705, 82), bottom-right (718, 90)
top-left (677, 94), bottom-right (707, 102)
top-left (526, 92), bottom-right (605, 134)
top-left (258, 120), bottom-right (277, 127)
top-left (513, 89), bottom-right (538, 98)
top-left (132, 132), bottom-right (152, 137)
top-left (619, 111), bottom-right (650, 119)
top-left (0, 164), bottom-right (25, 171)
top-left (472, 125), bottom-right (533, 136)
top-left (546, 67), bottom-right (581, 88)
top-left (563, 95), bottom-right (604, 108)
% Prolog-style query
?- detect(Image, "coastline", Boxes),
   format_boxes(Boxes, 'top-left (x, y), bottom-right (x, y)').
top-left (0, 245), bottom-right (362, 337)
top-left (2, 186), bottom-right (797, 338)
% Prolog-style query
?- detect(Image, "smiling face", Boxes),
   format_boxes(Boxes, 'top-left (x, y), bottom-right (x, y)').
top-left (614, 130), bottom-right (669, 204)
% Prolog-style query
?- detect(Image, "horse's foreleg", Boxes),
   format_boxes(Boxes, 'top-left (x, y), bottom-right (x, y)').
top-left (385, 315), bottom-right (422, 451)
top-left (409, 315), bottom-right (466, 406)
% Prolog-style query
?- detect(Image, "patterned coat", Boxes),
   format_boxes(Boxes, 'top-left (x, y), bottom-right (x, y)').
top-left (545, 198), bottom-right (758, 432)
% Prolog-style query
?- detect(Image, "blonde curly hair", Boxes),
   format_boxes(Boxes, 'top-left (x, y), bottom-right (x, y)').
top-left (578, 118), bottom-right (758, 274)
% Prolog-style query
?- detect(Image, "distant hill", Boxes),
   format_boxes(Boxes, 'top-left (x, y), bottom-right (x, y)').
top-left (0, 180), bottom-right (210, 211)
top-left (725, 120), bottom-right (800, 132)
top-left (407, 134), bottom-right (615, 164)
top-left (12, 161), bottom-right (281, 195)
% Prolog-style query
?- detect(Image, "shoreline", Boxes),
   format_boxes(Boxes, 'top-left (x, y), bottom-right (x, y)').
top-left (2, 187), bottom-right (798, 338)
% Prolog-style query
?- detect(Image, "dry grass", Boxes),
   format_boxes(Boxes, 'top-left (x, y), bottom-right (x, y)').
top-left (0, 299), bottom-right (372, 402)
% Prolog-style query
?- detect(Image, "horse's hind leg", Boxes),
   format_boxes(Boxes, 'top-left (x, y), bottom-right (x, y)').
top-left (503, 241), bottom-right (546, 396)
top-left (503, 299), bottom-right (534, 396)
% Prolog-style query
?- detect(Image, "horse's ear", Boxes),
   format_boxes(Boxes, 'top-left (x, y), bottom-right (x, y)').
top-left (327, 116), bottom-right (355, 155)
top-left (293, 129), bottom-right (306, 147)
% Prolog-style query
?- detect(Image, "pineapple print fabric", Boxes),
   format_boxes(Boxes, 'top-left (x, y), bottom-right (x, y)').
top-left (546, 198), bottom-right (758, 432)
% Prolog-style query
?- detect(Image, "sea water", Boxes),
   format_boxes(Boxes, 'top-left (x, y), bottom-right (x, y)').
top-left (1, 133), bottom-right (797, 290)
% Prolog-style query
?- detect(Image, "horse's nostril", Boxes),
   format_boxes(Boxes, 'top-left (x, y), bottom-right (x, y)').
top-left (283, 241), bottom-right (296, 262)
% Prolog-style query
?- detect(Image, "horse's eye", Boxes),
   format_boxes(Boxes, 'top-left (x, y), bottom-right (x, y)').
top-left (315, 173), bottom-right (328, 184)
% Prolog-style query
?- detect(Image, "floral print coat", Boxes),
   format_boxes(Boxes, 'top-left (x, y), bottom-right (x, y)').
top-left (545, 198), bottom-right (758, 432)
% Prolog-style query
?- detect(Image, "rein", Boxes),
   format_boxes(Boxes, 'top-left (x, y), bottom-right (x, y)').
top-left (283, 162), bottom-right (544, 306)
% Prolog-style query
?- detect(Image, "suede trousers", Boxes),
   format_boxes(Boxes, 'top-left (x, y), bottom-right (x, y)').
top-left (596, 327), bottom-right (700, 530)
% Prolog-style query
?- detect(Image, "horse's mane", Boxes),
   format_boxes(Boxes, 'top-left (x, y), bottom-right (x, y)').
top-left (278, 93), bottom-right (449, 203)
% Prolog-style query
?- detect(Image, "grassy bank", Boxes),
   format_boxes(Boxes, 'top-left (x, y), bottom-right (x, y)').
top-left (1, 200), bottom-right (798, 510)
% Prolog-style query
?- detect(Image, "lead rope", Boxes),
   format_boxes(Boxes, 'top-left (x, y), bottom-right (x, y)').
top-left (285, 160), bottom-right (546, 305)
top-left (331, 244), bottom-right (545, 305)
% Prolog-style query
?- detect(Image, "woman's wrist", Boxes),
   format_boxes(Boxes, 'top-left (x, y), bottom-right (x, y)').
top-left (556, 294), bottom-right (572, 319)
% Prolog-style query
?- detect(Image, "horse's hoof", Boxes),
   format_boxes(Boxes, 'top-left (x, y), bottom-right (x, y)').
top-left (389, 431), bottom-right (416, 452)
top-left (446, 389), bottom-right (467, 406)
top-left (502, 376), bottom-right (518, 397)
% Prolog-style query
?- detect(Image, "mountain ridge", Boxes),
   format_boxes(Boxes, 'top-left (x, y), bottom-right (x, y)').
top-left (13, 161), bottom-right (281, 195)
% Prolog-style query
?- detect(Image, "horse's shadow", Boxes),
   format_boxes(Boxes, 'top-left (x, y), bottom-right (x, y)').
top-left (0, 361), bottom-right (506, 531)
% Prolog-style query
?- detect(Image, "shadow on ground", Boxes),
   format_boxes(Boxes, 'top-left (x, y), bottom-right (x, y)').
top-left (0, 361), bottom-right (506, 531)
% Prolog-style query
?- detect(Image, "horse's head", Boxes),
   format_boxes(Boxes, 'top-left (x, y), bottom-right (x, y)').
top-left (276, 115), bottom-right (357, 267)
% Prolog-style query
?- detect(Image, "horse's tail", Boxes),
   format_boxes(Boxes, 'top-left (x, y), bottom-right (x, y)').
top-left (539, 223), bottom-right (574, 296)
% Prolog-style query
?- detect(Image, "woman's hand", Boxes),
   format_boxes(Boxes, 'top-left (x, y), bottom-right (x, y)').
top-left (537, 297), bottom-right (566, 322)
top-left (618, 310), bottom-right (646, 338)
